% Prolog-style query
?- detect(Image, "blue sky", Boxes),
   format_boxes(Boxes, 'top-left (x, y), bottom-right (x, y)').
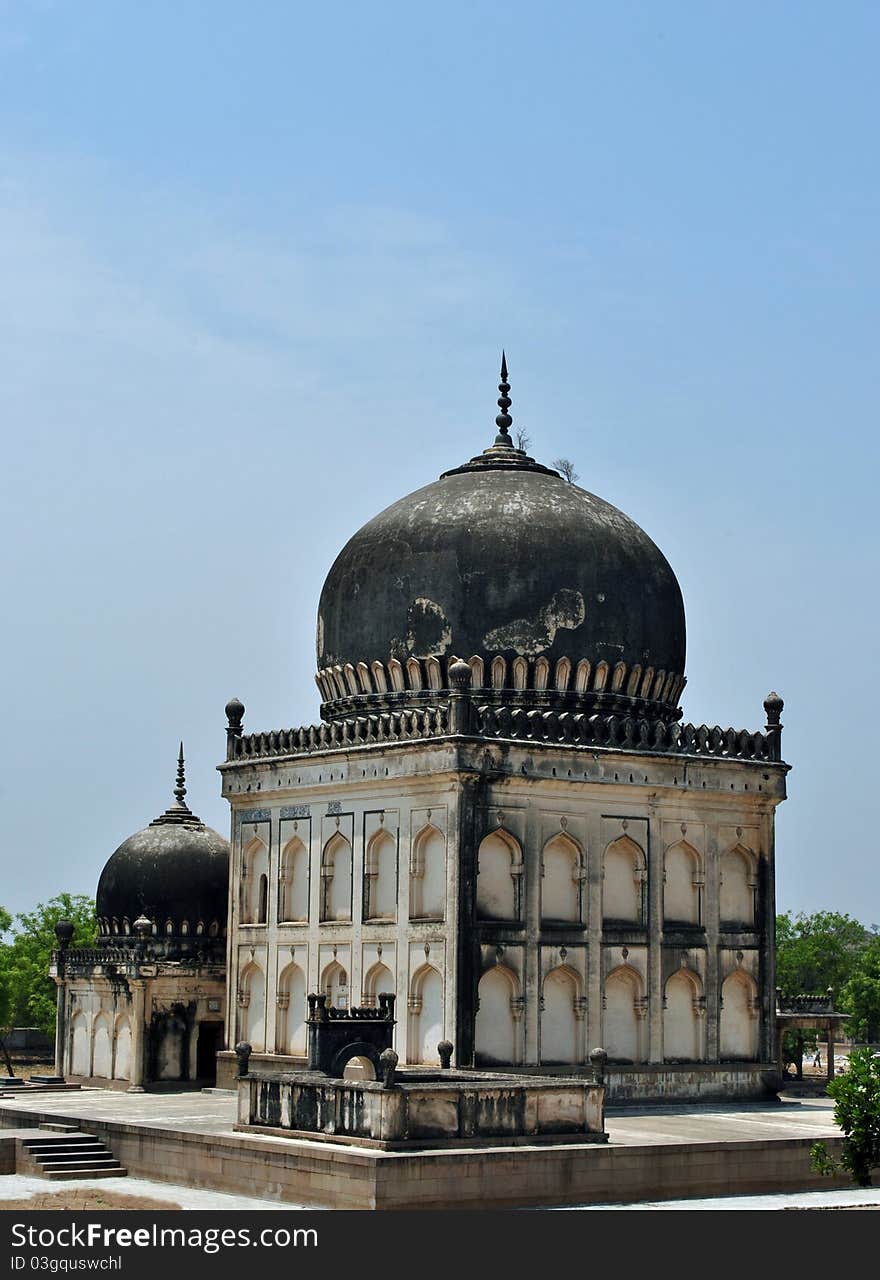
top-left (1, 2), bottom-right (878, 922)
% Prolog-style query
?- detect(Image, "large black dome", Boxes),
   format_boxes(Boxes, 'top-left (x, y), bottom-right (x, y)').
top-left (96, 748), bottom-right (229, 941)
top-left (316, 368), bottom-right (685, 721)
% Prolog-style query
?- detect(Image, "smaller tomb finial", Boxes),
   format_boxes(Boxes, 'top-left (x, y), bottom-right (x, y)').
top-left (174, 741), bottom-right (187, 807)
top-left (494, 350), bottom-right (514, 446)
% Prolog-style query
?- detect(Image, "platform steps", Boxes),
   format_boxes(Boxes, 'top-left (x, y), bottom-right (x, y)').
top-left (20, 1132), bottom-right (127, 1180)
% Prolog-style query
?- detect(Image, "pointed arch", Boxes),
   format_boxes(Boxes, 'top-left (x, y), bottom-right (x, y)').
top-left (663, 968), bottom-right (705, 1061)
top-left (113, 1014), bottom-right (132, 1081)
top-left (241, 836), bottom-right (269, 924)
top-left (320, 959), bottom-right (349, 1011)
top-left (362, 960), bottom-right (395, 1007)
top-left (541, 831), bottom-right (583, 924)
top-left (720, 843), bottom-right (758, 926)
top-left (279, 834), bottom-right (309, 922)
top-left (409, 823), bottom-right (446, 920)
top-left (541, 965), bottom-right (582, 1064)
top-left (364, 828), bottom-right (397, 921)
top-left (70, 1011), bottom-right (89, 1077)
top-left (320, 832), bottom-right (352, 921)
top-left (238, 960), bottom-right (266, 1051)
top-left (603, 835), bottom-right (645, 924)
top-left (92, 1012), bottom-right (112, 1078)
top-left (408, 963), bottom-right (444, 1064)
top-left (603, 964), bottom-right (646, 1063)
top-left (475, 963), bottom-right (521, 1066)
top-left (720, 969), bottom-right (759, 1059)
top-left (476, 829), bottom-right (522, 921)
top-left (275, 962), bottom-right (307, 1056)
top-left (663, 839), bottom-right (702, 925)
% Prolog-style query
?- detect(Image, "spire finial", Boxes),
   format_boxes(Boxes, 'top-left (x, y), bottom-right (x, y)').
top-left (174, 741), bottom-right (187, 806)
top-left (494, 350), bottom-right (513, 446)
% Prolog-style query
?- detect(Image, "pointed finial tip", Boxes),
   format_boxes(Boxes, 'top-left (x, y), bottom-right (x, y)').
top-left (494, 349), bottom-right (513, 443)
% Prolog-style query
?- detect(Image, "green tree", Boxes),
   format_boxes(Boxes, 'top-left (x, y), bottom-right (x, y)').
top-left (776, 910), bottom-right (869, 1075)
top-left (3, 895), bottom-right (96, 1037)
top-left (841, 935), bottom-right (880, 1043)
top-left (776, 910), bottom-right (868, 996)
top-left (811, 1047), bottom-right (880, 1186)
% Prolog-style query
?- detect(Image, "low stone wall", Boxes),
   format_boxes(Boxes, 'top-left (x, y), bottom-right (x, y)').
top-left (239, 1070), bottom-right (606, 1148)
top-left (606, 1063), bottom-right (775, 1104)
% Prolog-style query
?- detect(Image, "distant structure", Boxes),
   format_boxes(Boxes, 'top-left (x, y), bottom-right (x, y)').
top-left (218, 358), bottom-right (788, 1102)
top-left (51, 748), bottom-right (229, 1090)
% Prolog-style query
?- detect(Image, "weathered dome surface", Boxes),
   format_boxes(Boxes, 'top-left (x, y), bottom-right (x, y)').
top-left (318, 465), bottom-right (684, 676)
top-left (96, 822), bottom-right (229, 933)
top-left (95, 748), bottom-right (229, 938)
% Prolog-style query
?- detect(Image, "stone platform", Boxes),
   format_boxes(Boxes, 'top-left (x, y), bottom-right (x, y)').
top-left (0, 1089), bottom-right (849, 1210)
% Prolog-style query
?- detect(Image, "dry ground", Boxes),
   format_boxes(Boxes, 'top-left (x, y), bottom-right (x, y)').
top-left (1, 1187), bottom-right (181, 1211)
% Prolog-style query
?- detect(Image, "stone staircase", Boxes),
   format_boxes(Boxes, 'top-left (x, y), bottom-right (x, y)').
top-left (19, 1129), bottom-right (127, 1180)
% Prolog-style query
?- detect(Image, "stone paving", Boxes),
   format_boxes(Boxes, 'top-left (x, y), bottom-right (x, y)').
top-left (0, 1087), bottom-right (862, 1211)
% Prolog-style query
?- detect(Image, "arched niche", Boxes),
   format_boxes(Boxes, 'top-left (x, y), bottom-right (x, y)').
top-left (275, 962), bottom-right (307, 1055)
top-left (321, 959), bottom-right (349, 1011)
top-left (603, 836), bottom-right (645, 924)
top-left (321, 833), bottom-right (352, 922)
top-left (409, 824), bottom-right (446, 921)
top-left (113, 1016), bottom-right (132, 1081)
top-left (70, 1011), bottom-right (89, 1077)
top-left (241, 837), bottom-right (269, 924)
top-left (541, 966), bottom-right (581, 1064)
top-left (364, 829), bottom-right (397, 921)
top-left (92, 1013), bottom-right (112, 1079)
top-left (239, 960), bottom-right (266, 1051)
top-left (720, 844), bottom-right (757, 926)
top-left (476, 830), bottom-right (522, 921)
top-left (603, 965), bottom-right (645, 1062)
top-left (663, 969), bottom-right (704, 1061)
top-left (474, 964), bottom-right (521, 1066)
top-left (541, 832), bottom-right (582, 924)
top-left (362, 960), bottom-right (395, 1008)
top-left (720, 969), bottom-right (759, 1059)
top-left (279, 836), bottom-right (309, 923)
top-left (408, 964), bottom-right (444, 1064)
top-left (663, 840), bottom-right (702, 925)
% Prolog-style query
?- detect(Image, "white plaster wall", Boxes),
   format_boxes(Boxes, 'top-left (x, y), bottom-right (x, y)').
top-left (542, 836), bottom-right (580, 922)
top-left (720, 971), bottom-right (758, 1059)
top-left (92, 1015), bottom-right (111, 1078)
top-left (664, 972), bottom-right (700, 1059)
top-left (414, 966), bottom-right (444, 1064)
top-left (603, 838), bottom-right (642, 922)
top-left (720, 848), bottom-right (754, 923)
top-left (410, 825), bottom-right (446, 919)
top-left (70, 1012), bottom-right (89, 1076)
top-left (476, 832), bottom-right (518, 919)
top-left (664, 842), bottom-right (699, 923)
top-left (475, 966), bottom-right (518, 1064)
top-left (541, 968), bottom-right (578, 1063)
top-left (604, 969), bottom-right (642, 1061)
top-left (367, 831), bottom-right (397, 920)
top-left (113, 1018), bottom-right (132, 1080)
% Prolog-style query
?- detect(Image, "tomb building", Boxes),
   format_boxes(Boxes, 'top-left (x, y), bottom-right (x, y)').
top-left (51, 747), bottom-right (229, 1090)
top-left (219, 358), bottom-right (788, 1102)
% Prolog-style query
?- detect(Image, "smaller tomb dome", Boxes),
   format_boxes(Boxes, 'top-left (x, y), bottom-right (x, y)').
top-left (95, 745), bottom-right (229, 940)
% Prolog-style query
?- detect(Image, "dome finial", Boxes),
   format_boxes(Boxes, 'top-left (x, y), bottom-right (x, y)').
top-left (494, 350), bottom-right (514, 446)
top-left (150, 742), bottom-right (200, 825)
top-left (174, 741), bottom-right (187, 807)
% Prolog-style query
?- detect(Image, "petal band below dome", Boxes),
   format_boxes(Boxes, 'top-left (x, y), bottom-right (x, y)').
top-left (315, 651), bottom-right (685, 721)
